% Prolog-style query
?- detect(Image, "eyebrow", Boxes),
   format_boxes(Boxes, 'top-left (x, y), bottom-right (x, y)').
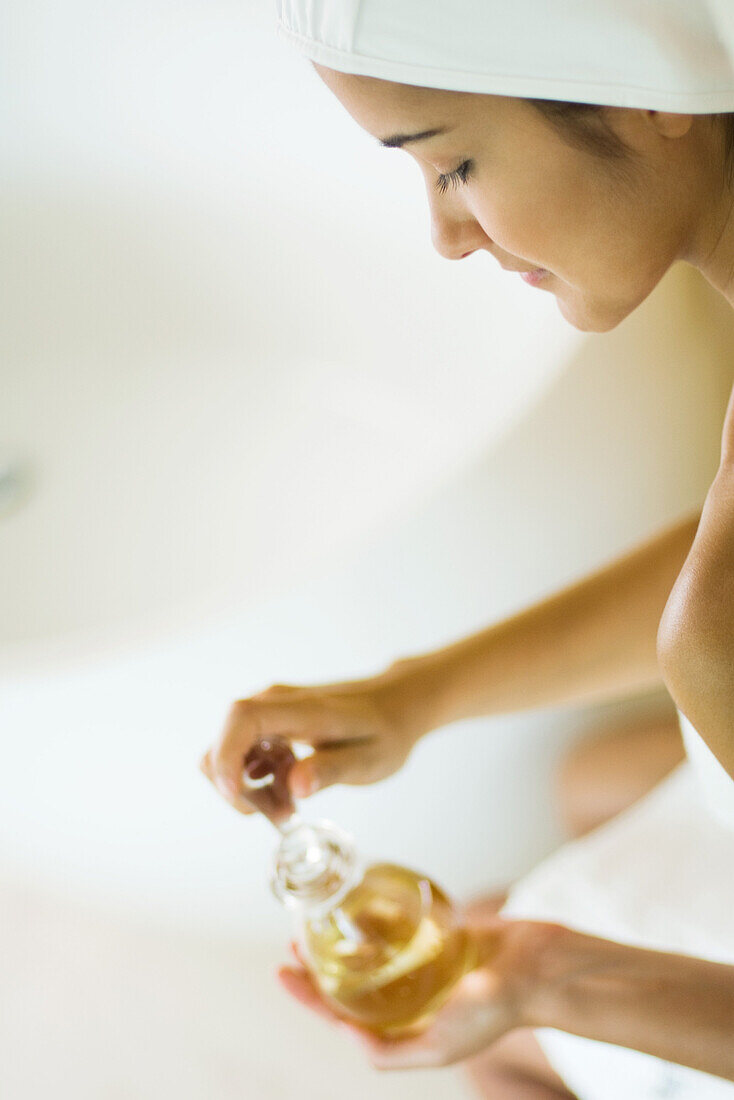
top-left (378, 127), bottom-right (450, 149)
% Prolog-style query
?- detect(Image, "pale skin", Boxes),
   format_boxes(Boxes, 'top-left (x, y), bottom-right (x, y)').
top-left (199, 70), bottom-right (734, 1091)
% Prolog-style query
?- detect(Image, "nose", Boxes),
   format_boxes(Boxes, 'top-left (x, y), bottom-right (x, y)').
top-left (428, 194), bottom-right (491, 261)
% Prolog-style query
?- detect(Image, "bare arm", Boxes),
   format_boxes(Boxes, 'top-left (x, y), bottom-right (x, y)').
top-left (383, 512), bottom-right (700, 739)
top-left (278, 917), bottom-right (734, 1076)
top-left (523, 922), bottom-right (734, 1082)
top-left (205, 502), bottom-right (706, 804)
top-left (658, 383), bottom-right (734, 777)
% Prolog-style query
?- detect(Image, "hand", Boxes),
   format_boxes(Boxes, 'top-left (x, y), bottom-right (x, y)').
top-left (277, 917), bottom-right (544, 1070)
top-left (199, 669), bottom-right (425, 814)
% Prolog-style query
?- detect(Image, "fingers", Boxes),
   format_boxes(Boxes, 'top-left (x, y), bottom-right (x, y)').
top-left (199, 681), bottom-right (384, 812)
top-left (211, 696), bottom-right (325, 799)
top-left (277, 946), bottom-right (503, 1071)
top-left (348, 981), bottom-right (485, 1070)
top-left (290, 741), bottom-right (375, 797)
top-left (212, 699), bottom-right (265, 796)
top-left (277, 967), bottom-right (337, 1024)
top-left (198, 748), bottom-right (256, 814)
top-left (357, 1032), bottom-right (437, 1070)
top-left (278, 944), bottom-right (439, 1069)
top-left (289, 939), bottom-right (307, 966)
top-left (277, 966), bottom-right (384, 1052)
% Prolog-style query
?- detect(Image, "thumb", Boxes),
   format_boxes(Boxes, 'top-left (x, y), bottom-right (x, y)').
top-left (290, 744), bottom-right (371, 797)
top-left (213, 696), bottom-right (323, 796)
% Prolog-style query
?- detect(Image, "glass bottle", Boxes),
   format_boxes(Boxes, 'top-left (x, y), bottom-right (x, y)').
top-left (243, 737), bottom-right (477, 1037)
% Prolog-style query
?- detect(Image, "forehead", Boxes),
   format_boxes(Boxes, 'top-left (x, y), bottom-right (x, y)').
top-left (311, 62), bottom-right (477, 139)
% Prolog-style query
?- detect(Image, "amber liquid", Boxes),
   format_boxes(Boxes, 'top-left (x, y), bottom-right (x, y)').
top-left (302, 862), bottom-right (475, 1037)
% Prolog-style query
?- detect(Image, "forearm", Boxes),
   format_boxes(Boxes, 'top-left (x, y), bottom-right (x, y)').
top-left (522, 923), bottom-right (734, 1082)
top-left (387, 512), bottom-right (700, 735)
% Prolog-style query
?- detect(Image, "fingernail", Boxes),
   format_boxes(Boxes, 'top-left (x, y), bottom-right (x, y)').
top-left (216, 775), bottom-right (238, 798)
top-left (289, 940), bottom-right (304, 965)
top-left (294, 774), bottom-right (316, 798)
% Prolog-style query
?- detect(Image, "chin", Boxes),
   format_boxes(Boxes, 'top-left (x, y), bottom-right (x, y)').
top-left (555, 290), bottom-right (638, 334)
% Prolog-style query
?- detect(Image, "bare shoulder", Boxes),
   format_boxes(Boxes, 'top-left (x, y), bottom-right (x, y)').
top-left (657, 384), bottom-right (734, 775)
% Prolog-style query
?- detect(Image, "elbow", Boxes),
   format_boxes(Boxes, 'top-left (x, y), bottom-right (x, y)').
top-left (656, 601), bottom-right (688, 706)
top-left (658, 471), bottom-right (734, 769)
top-left (656, 572), bottom-right (720, 714)
top-left (657, 574), bottom-right (734, 775)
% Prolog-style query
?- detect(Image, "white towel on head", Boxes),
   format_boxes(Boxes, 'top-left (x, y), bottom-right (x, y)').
top-left (276, 0), bottom-right (734, 112)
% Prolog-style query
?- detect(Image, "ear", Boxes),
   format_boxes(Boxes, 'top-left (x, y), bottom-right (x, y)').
top-left (647, 111), bottom-right (694, 139)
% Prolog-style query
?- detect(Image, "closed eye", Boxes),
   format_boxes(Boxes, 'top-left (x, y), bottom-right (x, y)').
top-left (435, 160), bottom-right (473, 195)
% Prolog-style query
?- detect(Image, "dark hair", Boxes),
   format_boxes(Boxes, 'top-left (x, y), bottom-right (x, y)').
top-left (529, 99), bottom-right (734, 182)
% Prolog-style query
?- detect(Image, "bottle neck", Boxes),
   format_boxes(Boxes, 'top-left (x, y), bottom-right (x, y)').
top-left (270, 817), bottom-right (361, 916)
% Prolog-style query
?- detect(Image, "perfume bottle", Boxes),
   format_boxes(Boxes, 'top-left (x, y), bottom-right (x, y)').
top-left (243, 737), bottom-right (477, 1037)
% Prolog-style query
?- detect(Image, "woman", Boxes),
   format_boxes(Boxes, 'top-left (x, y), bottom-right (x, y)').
top-left (199, 3), bottom-right (734, 1097)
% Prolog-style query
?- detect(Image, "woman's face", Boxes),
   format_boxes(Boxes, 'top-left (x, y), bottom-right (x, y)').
top-left (313, 66), bottom-right (728, 332)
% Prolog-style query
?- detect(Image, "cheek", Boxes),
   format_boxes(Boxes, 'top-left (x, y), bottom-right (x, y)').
top-left (477, 190), bottom-right (557, 259)
top-left (475, 167), bottom-right (595, 270)
top-left (473, 163), bottom-right (675, 323)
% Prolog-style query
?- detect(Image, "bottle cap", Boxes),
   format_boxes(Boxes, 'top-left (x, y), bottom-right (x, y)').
top-left (243, 737), bottom-right (296, 825)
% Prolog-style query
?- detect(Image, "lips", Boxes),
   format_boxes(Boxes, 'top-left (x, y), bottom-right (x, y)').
top-left (495, 257), bottom-right (549, 285)
top-left (520, 268), bottom-right (549, 286)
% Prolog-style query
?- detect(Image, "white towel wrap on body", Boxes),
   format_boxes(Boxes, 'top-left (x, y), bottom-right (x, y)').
top-left (501, 714), bottom-right (734, 1100)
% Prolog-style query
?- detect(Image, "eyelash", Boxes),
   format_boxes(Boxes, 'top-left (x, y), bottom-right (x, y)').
top-left (435, 159), bottom-right (473, 194)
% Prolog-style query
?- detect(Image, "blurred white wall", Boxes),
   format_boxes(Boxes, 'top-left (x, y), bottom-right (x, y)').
top-left (1, 0), bottom-right (577, 657)
top-left (3, 2), bottom-right (734, 1099)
